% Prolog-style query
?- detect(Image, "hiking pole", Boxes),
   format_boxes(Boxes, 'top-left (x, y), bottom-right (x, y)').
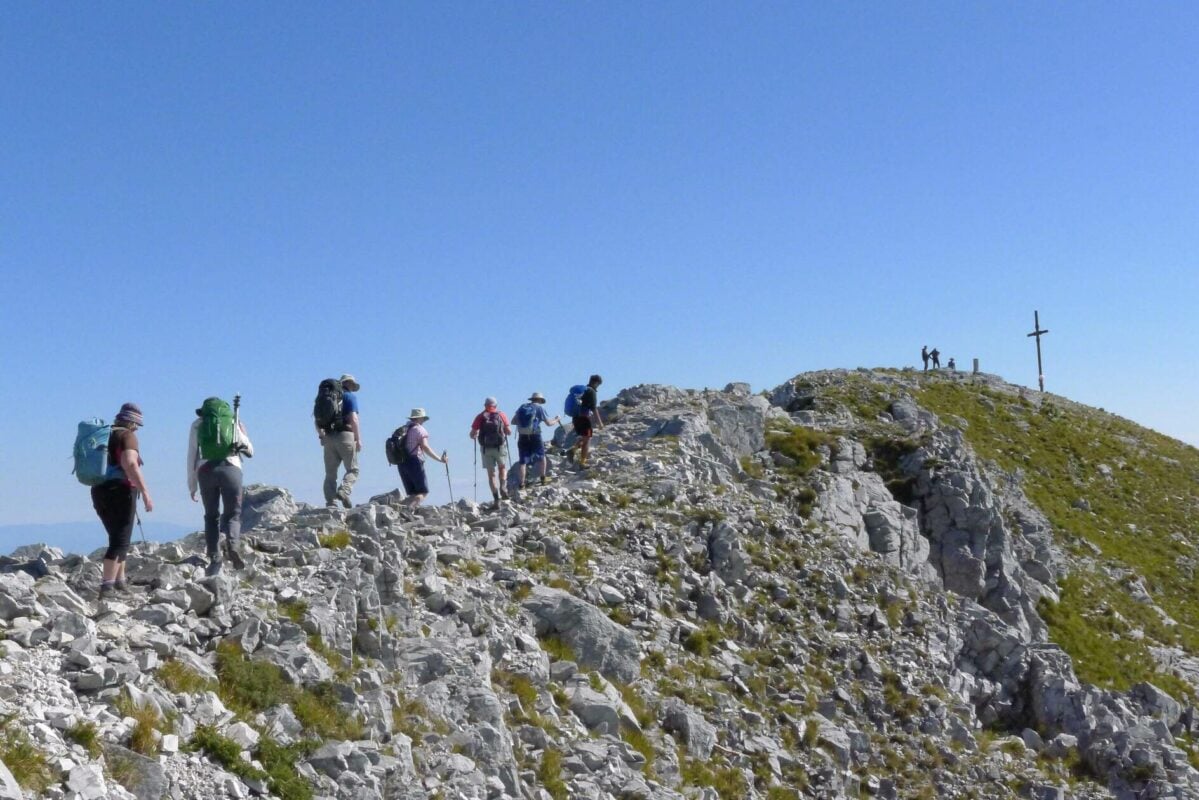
top-left (443, 453), bottom-right (454, 504)
top-left (473, 443), bottom-right (478, 502)
top-left (134, 508), bottom-right (148, 545)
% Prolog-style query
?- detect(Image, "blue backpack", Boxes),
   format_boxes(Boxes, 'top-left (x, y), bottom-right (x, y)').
top-left (73, 419), bottom-right (113, 486)
top-left (564, 385), bottom-right (587, 418)
top-left (514, 403), bottom-right (537, 430)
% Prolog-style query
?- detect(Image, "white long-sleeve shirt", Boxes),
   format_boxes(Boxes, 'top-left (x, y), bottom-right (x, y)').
top-left (187, 417), bottom-right (254, 495)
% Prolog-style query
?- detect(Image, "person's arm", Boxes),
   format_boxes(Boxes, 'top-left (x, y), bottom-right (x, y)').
top-left (236, 421), bottom-right (254, 458)
top-left (347, 412), bottom-right (362, 452)
top-left (592, 407), bottom-right (604, 429)
top-left (469, 414), bottom-right (480, 440)
top-left (122, 448), bottom-right (153, 512)
top-left (501, 412), bottom-right (511, 436)
top-left (186, 421), bottom-right (200, 500)
top-left (421, 441), bottom-right (447, 463)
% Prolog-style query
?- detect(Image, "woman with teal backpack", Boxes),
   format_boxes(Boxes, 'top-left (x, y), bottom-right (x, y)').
top-left (91, 403), bottom-right (153, 600)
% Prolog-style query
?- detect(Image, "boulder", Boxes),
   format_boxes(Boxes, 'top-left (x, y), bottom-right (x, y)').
top-left (523, 587), bottom-right (640, 683)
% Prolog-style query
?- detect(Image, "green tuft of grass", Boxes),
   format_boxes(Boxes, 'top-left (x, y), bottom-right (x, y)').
top-left (158, 659), bottom-right (217, 694)
top-left (278, 598), bottom-right (309, 624)
top-left (0, 715), bottom-right (54, 792)
top-left (317, 530), bottom-right (352, 550)
top-left (66, 720), bottom-right (102, 758)
top-left (678, 750), bottom-right (747, 800)
top-left (765, 422), bottom-right (832, 476)
top-left (538, 634), bottom-right (577, 664)
top-left (683, 623), bottom-right (723, 658)
top-left (538, 748), bottom-right (569, 800)
top-left (622, 727), bottom-right (656, 773)
top-left (114, 689), bottom-right (169, 755)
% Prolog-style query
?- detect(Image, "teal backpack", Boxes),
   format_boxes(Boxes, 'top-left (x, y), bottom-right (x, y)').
top-left (73, 419), bottom-right (112, 486)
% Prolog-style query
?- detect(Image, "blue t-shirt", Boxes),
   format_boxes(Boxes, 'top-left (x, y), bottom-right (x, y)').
top-left (516, 403), bottom-right (549, 434)
top-left (342, 391), bottom-right (359, 426)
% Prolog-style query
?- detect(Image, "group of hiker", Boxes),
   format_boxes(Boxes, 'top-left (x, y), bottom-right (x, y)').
top-left (74, 374), bottom-right (605, 595)
top-left (920, 345), bottom-right (955, 372)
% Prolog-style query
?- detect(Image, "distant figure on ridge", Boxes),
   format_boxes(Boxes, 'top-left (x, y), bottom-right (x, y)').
top-left (565, 375), bottom-right (604, 469)
top-left (947, 357), bottom-right (956, 372)
top-left (470, 398), bottom-right (512, 509)
top-left (92, 403), bottom-right (153, 600)
top-left (396, 408), bottom-right (447, 508)
top-left (512, 392), bottom-right (560, 489)
top-left (921, 346), bottom-right (930, 371)
top-left (313, 374), bottom-right (361, 508)
top-left (187, 396), bottom-right (254, 577)
top-left (930, 348), bottom-right (941, 369)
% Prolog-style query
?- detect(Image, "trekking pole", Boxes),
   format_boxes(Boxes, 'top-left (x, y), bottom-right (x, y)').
top-left (443, 454), bottom-right (454, 504)
top-left (134, 508), bottom-right (148, 545)
top-left (473, 443), bottom-right (478, 502)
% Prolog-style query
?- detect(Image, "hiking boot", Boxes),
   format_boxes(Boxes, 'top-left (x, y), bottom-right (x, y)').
top-left (224, 538), bottom-right (245, 570)
top-left (500, 489), bottom-right (510, 500)
top-left (540, 476), bottom-right (549, 485)
top-left (205, 558), bottom-right (223, 577)
top-left (113, 579), bottom-right (130, 594)
top-left (336, 490), bottom-right (352, 509)
top-left (565, 448), bottom-right (575, 464)
top-left (98, 582), bottom-right (116, 601)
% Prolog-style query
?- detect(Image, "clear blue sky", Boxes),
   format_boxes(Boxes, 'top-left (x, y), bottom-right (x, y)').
top-left (3, 4), bottom-right (1197, 544)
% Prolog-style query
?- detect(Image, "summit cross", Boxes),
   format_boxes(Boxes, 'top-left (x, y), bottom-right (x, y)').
top-left (1027, 310), bottom-right (1049, 392)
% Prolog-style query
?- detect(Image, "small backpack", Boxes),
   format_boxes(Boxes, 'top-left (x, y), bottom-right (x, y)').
top-left (478, 411), bottom-right (505, 449)
top-left (564, 384), bottom-right (588, 417)
top-left (73, 418), bottom-right (112, 486)
top-left (313, 379), bottom-right (345, 432)
top-left (198, 397), bottom-right (236, 461)
top-left (385, 425), bottom-right (412, 466)
top-left (513, 402), bottom-right (537, 431)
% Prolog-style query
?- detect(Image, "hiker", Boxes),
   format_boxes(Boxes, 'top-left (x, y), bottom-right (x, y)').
top-left (930, 348), bottom-right (941, 369)
top-left (470, 397), bottom-right (512, 508)
top-left (398, 408), bottom-right (447, 507)
top-left (513, 392), bottom-right (560, 488)
top-left (947, 357), bottom-right (956, 372)
top-left (566, 375), bottom-right (604, 468)
top-left (921, 345), bottom-right (930, 371)
top-left (187, 397), bottom-right (254, 576)
top-left (91, 403), bottom-right (153, 599)
top-left (314, 374), bottom-right (361, 508)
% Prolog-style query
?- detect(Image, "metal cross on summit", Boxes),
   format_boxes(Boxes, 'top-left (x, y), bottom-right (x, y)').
top-left (1027, 310), bottom-right (1049, 392)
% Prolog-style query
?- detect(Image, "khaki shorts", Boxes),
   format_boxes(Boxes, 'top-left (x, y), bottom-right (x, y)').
top-left (480, 447), bottom-right (507, 470)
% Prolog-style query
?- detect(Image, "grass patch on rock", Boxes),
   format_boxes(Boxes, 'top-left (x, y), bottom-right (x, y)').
top-left (0, 715), bottom-right (53, 792)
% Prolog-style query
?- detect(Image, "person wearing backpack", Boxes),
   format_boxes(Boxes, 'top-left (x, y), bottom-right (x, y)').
top-left (513, 392), bottom-right (560, 488)
top-left (566, 375), bottom-right (604, 468)
top-left (470, 397), bottom-right (512, 509)
top-left (187, 397), bottom-right (254, 576)
top-left (398, 408), bottom-right (447, 507)
top-left (91, 403), bottom-right (153, 599)
top-left (314, 374), bottom-right (362, 508)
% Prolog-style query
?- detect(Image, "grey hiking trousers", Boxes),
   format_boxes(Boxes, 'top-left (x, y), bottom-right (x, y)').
top-left (198, 461), bottom-right (243, 558)
top-left (323, 431), bottom-right (359, 503)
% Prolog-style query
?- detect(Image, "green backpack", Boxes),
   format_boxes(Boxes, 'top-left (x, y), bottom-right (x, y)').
top-left (198, 397), bottom-right (236, 461)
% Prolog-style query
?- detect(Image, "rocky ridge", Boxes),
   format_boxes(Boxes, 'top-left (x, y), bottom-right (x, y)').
top-left (1, 369), bottom-right (1197, 800)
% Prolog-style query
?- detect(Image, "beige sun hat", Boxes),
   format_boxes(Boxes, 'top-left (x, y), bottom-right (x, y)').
top-left (339, 374), bottom-right (361, 391)
top-left (408, 408), bottom-right (429, 421)
top-left (528, 392), bottom-right (547, 403)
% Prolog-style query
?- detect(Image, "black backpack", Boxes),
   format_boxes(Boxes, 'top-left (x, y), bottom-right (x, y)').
top-left (478, 411), bottom-right (505, 449)
top-left (313, 379), bottom-right (345, 432)
top-left (385, 425), bottom-right (411, 465)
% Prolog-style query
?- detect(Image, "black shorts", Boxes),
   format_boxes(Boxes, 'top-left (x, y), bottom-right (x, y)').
top-left (399, 459), bottom-right (429, 496)
top-left (91, 480), bottom-right (136, 561)
top-left (572, 414), bottom-right (593, 438)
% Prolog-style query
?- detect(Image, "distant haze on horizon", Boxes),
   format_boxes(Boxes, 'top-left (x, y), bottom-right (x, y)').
top-left (2, 4), bottom-right (1196, 541)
